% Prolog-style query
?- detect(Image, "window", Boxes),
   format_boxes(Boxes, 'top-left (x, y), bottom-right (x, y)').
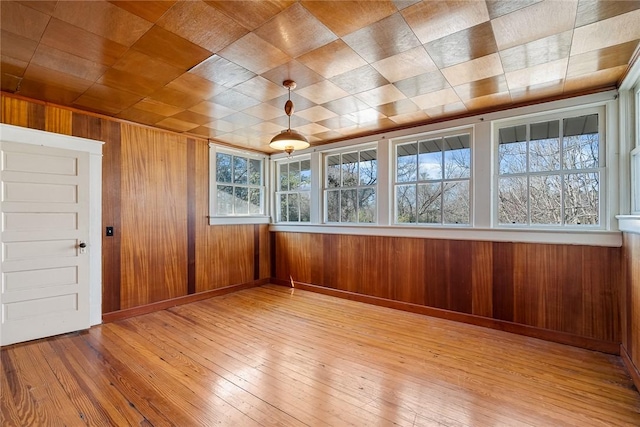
top-left (324, 148), bottom-right (377, 223)
top-left (211, 147), bottom-right (266, 221)
top-left (394, 132), bottom-right (471, 225)
top-left (276, 158), bottom-right (311, 222)
top-left (497, 111), bottom-right (603, 227)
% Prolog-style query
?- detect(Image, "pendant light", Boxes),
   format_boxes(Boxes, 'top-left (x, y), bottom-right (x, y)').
top-left (269, 80), bottom-right (309, 156)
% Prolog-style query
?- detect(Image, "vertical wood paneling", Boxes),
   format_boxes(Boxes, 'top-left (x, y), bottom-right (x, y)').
top-left (45, 106), bottom-right (72, 135)
top-left (447, 240), bottom-right (472, 314)
top-left (623, 233), bottom-right (640, 369)
top-left (471, 241), bottom-right (493, 317)
top-left (187, 138), bottom-right (196, 295)
top-left (120, 124), bottom-right (188, 309)
top-left (1, 96), bottom-right (44, 130)
top-left (492, 242), bottom-right (514, 321)
top-left (423, 239), bottom-right (446, 309)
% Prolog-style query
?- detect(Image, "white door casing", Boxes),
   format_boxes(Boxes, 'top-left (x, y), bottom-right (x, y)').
top-left (0, 124), bottom-right (103, 346)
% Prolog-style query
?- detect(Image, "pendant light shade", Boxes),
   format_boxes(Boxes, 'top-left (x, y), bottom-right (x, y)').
top-left (269, 80), bottom-right (309, 155)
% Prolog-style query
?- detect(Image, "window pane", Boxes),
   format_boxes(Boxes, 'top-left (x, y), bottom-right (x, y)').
top-left (530, 121), bottom-right (560, 172)
top-left (289, 161), bottom-right (301, 191)
top-left (498, 176), bottom-right (527, 224)
top-left (358, 188), bottom-right (376, 223)
top-left (327, 155), bottom-right (340, 188)
top-left (417, 183), bottom-right (441, 223)
top-left (216, 153), bottom-right (232, 183)
top-left (530, 175), bottom-right (561, 225)
top-left (288, 193), bottom-right (299, 222)
top-left (563, 114), bottom-right (599, 170)
top-left (326, 190), bottom-right (340, 222)
top-left (340, 189), bottom-right (357, 222)
top-left (300, 159), bottom-right (311, 191)
top-left (341, 152), bottom-right (359, 187)
top-left (443, 181), bottom-right (469, 224)
top-left (217, 185), bottom-right (233, 215)
top-left (397, 143), bottom-right (418, 182)
top-left (234, 187), bottom-right (248, 214)
top-left (418, 139), bottom-right (442, 180)
top-left (359, 149), bottom-right (377, 186)
top-left (279, 163), bottom-right (289, 191)
top-left (396, 184), bottom-right (416, 223)
top-left (564, 172), bottom-right (599, 225)
top-left (278, 194), bottom-right (288, 222)
top-left (443, 135), bottom-right (470, 179)
top-left (300, 192), bottom-right (310, 222)
top-left (249, 159), bottom-right (262, 185)
top-left (499, 125), bottom-right (527, 174)
top-left (249, 188), bottom-right (261, 215)
top-left (233, 156), bottom-right (247, 184)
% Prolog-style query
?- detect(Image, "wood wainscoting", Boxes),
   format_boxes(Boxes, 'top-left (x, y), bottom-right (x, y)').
top-left (622, 232), bottom-right (640, 391)
top-left (272, 232), bottom-right (622, 353)
top-left (1, 93), bottom-right (271, 316)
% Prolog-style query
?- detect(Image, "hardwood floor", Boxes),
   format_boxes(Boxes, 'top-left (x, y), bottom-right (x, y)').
top-left (2, 285), bottom-right (639, 426)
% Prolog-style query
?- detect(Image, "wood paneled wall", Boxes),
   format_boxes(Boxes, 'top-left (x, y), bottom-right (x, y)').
top-left (622, 232), bottom-right (640, 383)
top-left (1, 93), bottom-right (270, 315)
top-left (273, 232), bottom-right (621, 345)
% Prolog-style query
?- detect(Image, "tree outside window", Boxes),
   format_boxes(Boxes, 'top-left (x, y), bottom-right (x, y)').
top-left (276, 159), bottom-right (311, 222)
top-left (215, 152), bottom-right (263, 216)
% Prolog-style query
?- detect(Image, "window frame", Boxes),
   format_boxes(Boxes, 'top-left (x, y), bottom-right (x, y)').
top-left (493, 106), bottom-right (606, 230)
top-left (209, 144), bottom-right (269, 225)
top-left (274, 155), bottom-right (312, 223)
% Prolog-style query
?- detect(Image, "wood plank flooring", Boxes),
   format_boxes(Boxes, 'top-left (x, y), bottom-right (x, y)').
top-left (2, 285), bottom-right (639, 426)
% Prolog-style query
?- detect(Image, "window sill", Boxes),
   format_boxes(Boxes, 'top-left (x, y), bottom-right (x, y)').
top-left (209, 216), bottom-right (271, 225)
top-left (616, 215), bottom-right (640, 235)
top-left (269, 223), bottom-right (622, 247)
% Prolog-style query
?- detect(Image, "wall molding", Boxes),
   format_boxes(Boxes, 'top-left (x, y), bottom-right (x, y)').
top-left (617, 215), bottom-right (640, 234)
top-left (621, 345), bottom-right (640, 392)
top-left (272, 279), bottom-right (621, 355)
top-left (102, 279), bottom-right (268, 323)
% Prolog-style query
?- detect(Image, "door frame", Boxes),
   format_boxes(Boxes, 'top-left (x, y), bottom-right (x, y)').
top-left (0, 124), bottom-right (104, 326)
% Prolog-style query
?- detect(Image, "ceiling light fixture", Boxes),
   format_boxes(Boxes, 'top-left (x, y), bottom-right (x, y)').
top-left (269, 80), bottom-right (309, 156)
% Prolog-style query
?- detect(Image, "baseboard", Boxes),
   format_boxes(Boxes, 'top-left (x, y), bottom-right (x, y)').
top-left (621, 345), bottom-right (640, 392)
top-left (102, 279), bottom-right (268, 323)
top-left (272, 278), bottom-right (620, 355)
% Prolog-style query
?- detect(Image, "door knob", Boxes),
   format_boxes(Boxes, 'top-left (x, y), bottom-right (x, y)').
top-left (78, 242), bottom-right (87, 248)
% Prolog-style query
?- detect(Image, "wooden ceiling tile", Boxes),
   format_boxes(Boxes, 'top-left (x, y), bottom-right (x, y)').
top-left (296, 106), bottom-right (337, 122)
top-left (567, 40), bottom-right (639, 78)
top-left (1, 55), bottom-right (28, 80)
top-left (330, 65), bottom-right (389, 94)
top-left (510, 80), bottom-right (565, 102)
top-left (167, 74), bottom-right (227, 100)
top-left (254, 2), bottom-right (337, 58)
top-left (1, 73), bottom-right (22, 93)
top-left (295, 122), bottom-right (332, 136)
top-left (322, 95), bottom-right (370, 115)
top-left (441, 53), bottom-right (503, 87)
top-left (205, 1), bottom-right (295, 31)
top-left (411, 88), bottom-right (461, 110)
top-left (422, 102), bottom-right (466, 119)
top-left (54, 1), bottom-right (152, 47)
top-left (393, 70), bottom-right (449, 98)
top-left (267, 91), bottom-right (317, 111)
top-left (393, 0), bottom-right (421, 11)
top-left (485, 0), bottom-right (542, 19)
top-left (316, 116), bottom-right (357, 130)
top-left (132, 98), bottom-right (184, 117)
top-left (453, 75), bottom-right (509, 101)
top-left (31, 45), bottom-right (108, 81)
top-left (250, 120), bottom-right (285, 135)
top-left (270, 114), bottom-right (310, 129)
top-left (297, 40), bottom-right (367, 79)
top-left (491, 0), bottom-right (578, 51)
top-left (113, 50), bottom-right (183, 85)
top-left (1, 1), bottom-right (50, 41)
top-left (564, 65), bottom-right (628, 93)
top-left (211, 89), bottom-right (261, 111)
top-left (505, 58), bottom-right (568, 90)
top-left (355, 84), bottom-right (406, 107)
top-left (575, 0), bottom-right (640, 27)
top-left (98, 68), bottom-right (165, 97)
top-left (462, 92), bottom-right (512, 111)
top-left (16, 1), bottom-right (58, 15)
top-left (1, 30), bottom-right (38, 63)
top-left (372, 46), bottom-right (437, 83)
top-left (17, 79), bottom-right (84, 106)
top-left (188, 126), bottom-right (226, 139)
top-left (108, 1), bottom-right (177, 23)
top-left (571, 9), bottom-right (640, 56)
top-left (170, 110), bottom-right (212, 126)
top-left (388, 110), bottom-right (430, 125)
top-left (190, 55), bottom-right (256, 88)
top-left (218, 33), bottom-right (290, 74)
top-left (74, 84), bottom-right (143, 114)
top-left (342, 13), bottom-right (421, 63)
top-left (156, 1), bottom-right (247, 53)
top-left (205, 119), bottom-right (242, 133)
top-left (233, 76), bottom-right (288, 102)
top-left (375, 98), bottom-right (420, 117)
top-left (308, 130), bottom-right (344, 142)
top-left (296, 80), bottom-right (350, 105)
top-left (188, 101), bottom-right (235, 119)
top-left (243, 103), bottom-right (286, 121)
top-left (300, 0), bottom-right (398, 37)
top-left (402, 0), bottom-right (490, 44)
top-left (147, 86), bottom-right (204, 110)
top-left (41, 18), bottom-right (128, 67)
top-left (354, 117), bottom-right (399, 133)
top-left (425, 22), bottom-right (498, 69)
top-left (116, 107), bottom-right (166, 126)
top-left (500, 31), bottom-right (572, 73)
top-left (23, 63), bottom-right (93, 94)
top-left (261, 60), bottom-right (325, 90)
top-left (131, 25), bottom-right (213, 70)
top-left (155, 117), bottom-right (199, 132)
top-left (345, 108), bottom-right (386, 125)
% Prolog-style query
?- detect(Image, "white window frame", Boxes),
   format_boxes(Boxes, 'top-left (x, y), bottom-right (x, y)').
top-left (209, 143), bottom-right (269, 225)
top-left (391, 127), bottom-right (473, 227)
top-left (274, 155), bottom-right (312, 223)
top-left (493, 106), bottom-right (606, 230)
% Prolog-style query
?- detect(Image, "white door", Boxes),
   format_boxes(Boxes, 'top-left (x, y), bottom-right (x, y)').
top-left (1, 141), bottom-right (91, 346)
